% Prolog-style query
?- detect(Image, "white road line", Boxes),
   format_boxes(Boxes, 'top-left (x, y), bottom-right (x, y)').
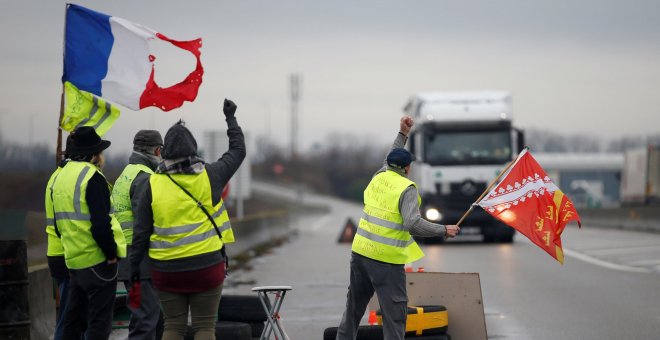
top-left (628, 258), bottom-right (660, 266)
top-left (585, 245), bottom-right (660, 256)
top-left (563, 248), bottom-right (652, 273)
top-left (310, 214), bottom-right (332, 231)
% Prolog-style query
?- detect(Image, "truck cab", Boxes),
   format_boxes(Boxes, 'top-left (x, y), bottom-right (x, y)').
top-left (404, 91), bottom-right (525, 242)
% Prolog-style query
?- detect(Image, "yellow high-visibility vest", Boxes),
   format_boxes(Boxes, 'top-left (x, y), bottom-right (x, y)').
top-left (148, 169), bottom-right (234, 261)
top-left (352, 170), bottom-right (424, 264)
top-left (45, 167), bottom-right (64, 257)
top-left (112, 163), bottom-right (154, 245)
top-left (51, 161), bottom-right (127, 269)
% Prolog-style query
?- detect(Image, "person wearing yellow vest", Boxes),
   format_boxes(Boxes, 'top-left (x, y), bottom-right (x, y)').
top-left (336, 116), bottom-right (460, 340)
top-left (113, 130), bottom-right (164, 340)
top-left (131, 99), bottom-right (245, 340)
top-left (52, 126), bottom-right (127, 340)
top-left (45, 135), bottom-right (86, 340)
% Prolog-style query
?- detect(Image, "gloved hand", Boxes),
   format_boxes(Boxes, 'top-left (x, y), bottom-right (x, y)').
top-left (128, 270), bottom-right (142, 308)
top-left (223, 99), bottom-right (237, 118)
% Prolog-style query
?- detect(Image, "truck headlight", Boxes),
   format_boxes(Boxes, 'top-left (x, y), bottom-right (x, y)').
top-left (425, 208), bottom-right (442, 221)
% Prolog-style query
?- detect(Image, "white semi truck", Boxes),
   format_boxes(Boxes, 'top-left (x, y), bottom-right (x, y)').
top-left (621, 145), bottom-right (660, 205)
top-left (403, 91), bottom-right (525, 243)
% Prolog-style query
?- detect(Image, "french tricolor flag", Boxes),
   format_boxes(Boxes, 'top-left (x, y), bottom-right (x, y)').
top-left (63, 4), bottom-right (203, 111)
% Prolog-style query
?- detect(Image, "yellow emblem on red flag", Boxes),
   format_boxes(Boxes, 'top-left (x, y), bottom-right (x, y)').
top-left (478, 149), bottom-right (581, 263)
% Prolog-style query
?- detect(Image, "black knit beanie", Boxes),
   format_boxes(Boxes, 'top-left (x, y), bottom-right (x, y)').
top-left (161, 120), bottom-right (198, 159)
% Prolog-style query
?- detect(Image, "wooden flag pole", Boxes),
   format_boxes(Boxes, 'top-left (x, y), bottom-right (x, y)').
top-left (456, 156), bottom-right (519, 227)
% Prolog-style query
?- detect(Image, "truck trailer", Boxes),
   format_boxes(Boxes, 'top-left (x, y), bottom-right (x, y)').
top-left (621, 145), bottom-right (660, 205)
top-left (403, 91), bottom-right (525, 243)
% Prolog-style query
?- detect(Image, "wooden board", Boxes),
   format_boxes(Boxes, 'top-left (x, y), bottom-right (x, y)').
top-left (368, 272), bottom-right (487, 340)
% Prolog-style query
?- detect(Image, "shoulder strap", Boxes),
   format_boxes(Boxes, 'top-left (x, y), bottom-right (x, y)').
top-left (51, 187), bottom-right (61, 238)
top-left (50, 171), bottom-right (62, 238)
top-left (165, 174), bottom-right (228, 260)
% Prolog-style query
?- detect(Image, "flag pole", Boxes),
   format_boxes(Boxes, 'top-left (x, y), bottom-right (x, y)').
top-left (455, 154), bottom-right (520, 227)
top-left (55, 86), bottom-right (64, 167)
top-left (56, 4), bottom-right (69, 168)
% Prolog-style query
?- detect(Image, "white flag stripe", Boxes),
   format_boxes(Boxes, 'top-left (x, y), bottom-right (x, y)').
top-left (101, 17), bottom-right (155, 110)
top-left (478, 178), bottom-right (559, 208)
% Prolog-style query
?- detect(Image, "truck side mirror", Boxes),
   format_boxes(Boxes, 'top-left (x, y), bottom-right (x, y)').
top-left (516, 129), bottom-right (525, 153)
top-left (409, 132), bottom-right (416, 155)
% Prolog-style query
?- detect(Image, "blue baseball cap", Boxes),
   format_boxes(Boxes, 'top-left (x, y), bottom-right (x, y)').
top-left (386, 148), bottom-right (416, 168)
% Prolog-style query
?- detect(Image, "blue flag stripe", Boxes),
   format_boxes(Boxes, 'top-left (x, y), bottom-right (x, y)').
top-left (62, 4), bottom-right (113, 96)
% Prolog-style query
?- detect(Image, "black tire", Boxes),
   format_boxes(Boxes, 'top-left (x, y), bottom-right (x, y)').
top-left (249, 321), bottom-right (265, 337)
top-left (324, 325), bottom-right (384, 340)
top-left (216, 321), bottom-right (252, 339)
top-left (405, 334), bottom-right (450, 339)
top-left (218, 295), bottom-right (267, 322)
top-left (185, 321), bottom-right (252, 340)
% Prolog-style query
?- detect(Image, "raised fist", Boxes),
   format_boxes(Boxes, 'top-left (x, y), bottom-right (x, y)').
top-left (223, 99), bottom-right (237, 117)
top-left (400, 116), bottom-right (414, 135)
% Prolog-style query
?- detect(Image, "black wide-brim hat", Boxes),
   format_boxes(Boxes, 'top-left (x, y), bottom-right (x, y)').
top-left (67, 126), bottom-right (111, 156)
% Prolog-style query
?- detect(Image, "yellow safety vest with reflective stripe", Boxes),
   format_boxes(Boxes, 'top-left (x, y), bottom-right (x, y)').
top-left (45, 167), bottom-right (64, 257)
top-left (352, 170), bottom-right (425, 264)
top-left (112, 163), bottom-right (154, 245)
top-left (51, 161), bottom-right (127, 269)
top-left (148, 169), bottom-right (234, 261)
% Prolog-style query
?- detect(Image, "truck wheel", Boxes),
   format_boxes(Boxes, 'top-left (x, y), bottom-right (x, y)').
top-left (499, 234), bottom-right (514, 243)
top-left (483, 235), bottom-right (496, 243)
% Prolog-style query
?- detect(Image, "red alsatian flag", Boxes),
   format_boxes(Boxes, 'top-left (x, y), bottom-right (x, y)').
top-left (478, 149), bottom-right (581, 263)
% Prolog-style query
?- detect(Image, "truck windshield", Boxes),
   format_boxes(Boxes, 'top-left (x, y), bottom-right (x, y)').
top-left (423, 130), bottom-right (512, 165)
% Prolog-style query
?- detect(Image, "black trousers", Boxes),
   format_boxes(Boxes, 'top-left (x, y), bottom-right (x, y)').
top-left (61, 262), bottom-right (118, 340)
top-left (336, 253), bottom-right (408, 340)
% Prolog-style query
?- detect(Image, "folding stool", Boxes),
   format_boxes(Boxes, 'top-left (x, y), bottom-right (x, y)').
top-left (251, 286), bottom-right (293, 340)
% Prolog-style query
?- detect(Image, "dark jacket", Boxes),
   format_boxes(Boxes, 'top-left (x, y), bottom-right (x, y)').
top-left (130, 116), bottom-right (246, 275)
top-left (87, 170), bottom-right (117, 262)
top-left (117, 151), bottom-right (160, 281)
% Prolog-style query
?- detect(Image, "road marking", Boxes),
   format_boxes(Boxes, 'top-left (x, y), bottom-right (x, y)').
top-left (585, 245), bottom-right (660, 256)
top-left (310, 214), bottom-right (332, 231)
top-left (563, 248), bottom-right (652, 273)
top-left (628, 258), bottom-right (660, 266)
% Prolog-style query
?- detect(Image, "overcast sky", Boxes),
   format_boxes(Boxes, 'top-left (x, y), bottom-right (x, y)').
top-left (1, 0), bottom-right (659, 156)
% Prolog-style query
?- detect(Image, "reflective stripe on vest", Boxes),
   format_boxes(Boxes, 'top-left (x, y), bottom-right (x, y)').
top-left (112, 163), bottom-right (154, 244)
top-left (62, 81), bottom-right (120, 137)
top-left (51, 161), bottom-right (127, 269)
top-left (351, 170), bottom-right (425, 264)
top-left (45, 167), bottom-right (64, 256)
top-left (148, 170), bottom-right (234, 261)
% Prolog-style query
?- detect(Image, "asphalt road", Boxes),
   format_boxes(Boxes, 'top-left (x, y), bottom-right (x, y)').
top-left (224, 182), bottom-right (660, 340)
